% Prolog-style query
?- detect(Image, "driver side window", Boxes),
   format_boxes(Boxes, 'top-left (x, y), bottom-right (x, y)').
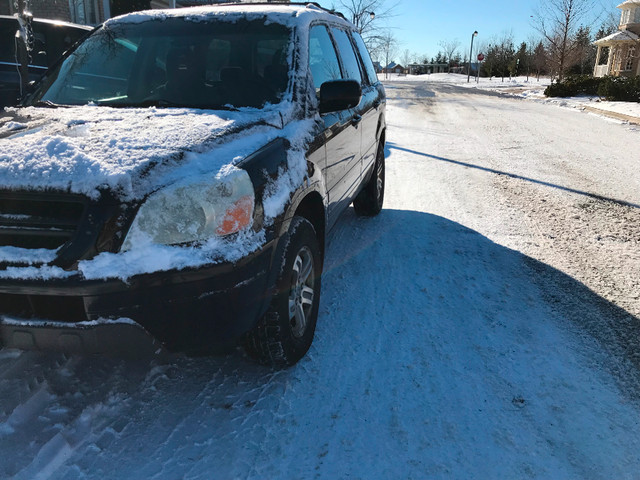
top-left (308, 25), bottom-right (342, 95)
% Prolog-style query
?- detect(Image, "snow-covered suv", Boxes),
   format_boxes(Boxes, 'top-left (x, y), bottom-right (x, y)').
top-left (0, 3), bottom-right (386, 366)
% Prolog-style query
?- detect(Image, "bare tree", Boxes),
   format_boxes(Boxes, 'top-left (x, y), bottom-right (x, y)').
top-left (438, 39), bottom-right (461, 72)
top-left (532, 0), bottom-right (597, 81)
top-left (370, 30), bottom-right (398, 79)
top-left (334, 0), bottom-right (398, 39)
top-left (400, 48), bottom-right (412, 70)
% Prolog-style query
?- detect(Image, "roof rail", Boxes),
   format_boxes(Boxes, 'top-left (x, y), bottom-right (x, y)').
top-left (208, 2), bottom-right (347, 21)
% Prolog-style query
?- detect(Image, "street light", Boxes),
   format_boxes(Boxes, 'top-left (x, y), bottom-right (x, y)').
top-left (467, 30), bottom-right (478, 83)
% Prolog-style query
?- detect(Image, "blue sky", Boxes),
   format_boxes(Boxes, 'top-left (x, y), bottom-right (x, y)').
top-left (318, 0), bottom-right (621, 62)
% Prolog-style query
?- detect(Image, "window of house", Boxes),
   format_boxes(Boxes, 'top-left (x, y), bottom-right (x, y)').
top-left (624, 46), bottom-right (635, 71)
top-left (634, 8), bottom-right (640, 23)
top-left (70, 0), bottom-right (100, 25)
top-left (621, 9), bottom-right (631, 25)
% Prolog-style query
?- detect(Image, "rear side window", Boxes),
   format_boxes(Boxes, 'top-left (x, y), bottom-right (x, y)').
top-left (308, 25), bottom-right (341, 92)
top-left (0, 19), bottom-right (18, 63)
top-left (330, 27), bottom-right (362, 84)
top-left (352, 32), bottom-right (378, 85)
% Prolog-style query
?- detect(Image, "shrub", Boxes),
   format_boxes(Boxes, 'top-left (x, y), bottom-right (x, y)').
top-left (544, 75), bottom-right (640, 102)
top-left (597, 75), bottom-right (640, 102)
top-left (544, 75), bottom-right (602, 97)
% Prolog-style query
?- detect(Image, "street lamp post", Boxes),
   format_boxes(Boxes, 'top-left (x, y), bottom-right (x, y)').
top-left (467, 30), bottom-right (478, 83)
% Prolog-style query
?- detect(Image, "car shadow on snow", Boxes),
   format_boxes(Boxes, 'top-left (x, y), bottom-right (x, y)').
top-left (1, 209), bottom-right (640, 478)
top-left (323, 208), bottom-right (640, 393)
top-left (387, 142), bottom-right (640, 210)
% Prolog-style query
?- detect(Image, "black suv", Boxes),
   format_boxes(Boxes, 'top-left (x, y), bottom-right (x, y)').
top-left (0, 15), bottom-right (91, 108)
top-left (0, 3), bottom-right (386, 366)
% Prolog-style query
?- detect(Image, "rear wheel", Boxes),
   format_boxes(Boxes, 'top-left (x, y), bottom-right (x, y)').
top-left (243, 216), bottom-right (322, 367)
top-left (353, 139), bottom-right (385, 216)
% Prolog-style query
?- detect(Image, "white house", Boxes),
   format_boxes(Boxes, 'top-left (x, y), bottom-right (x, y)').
top-left (593, 0), bottom-right (640, 77)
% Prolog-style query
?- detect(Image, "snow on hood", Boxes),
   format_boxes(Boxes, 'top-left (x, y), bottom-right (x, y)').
top-left (0, 105), bottom-right (286, 201)
top-left (0, 102), bottom-right (318, 281)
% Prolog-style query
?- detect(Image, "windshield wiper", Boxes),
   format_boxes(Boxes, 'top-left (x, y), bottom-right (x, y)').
top-left (95, 98), bottom-right (183, 108)
top-left (32, 100), bottom-right (61, 108)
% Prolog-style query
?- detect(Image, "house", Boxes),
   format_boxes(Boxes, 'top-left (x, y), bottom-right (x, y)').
top-left (593, 0), bottom-right (640, 77)
top-left (0, 0), bottom-right (276, 26)
top-left (384, 62), bottom-right (405, 74)
top-left (407, 63), bottom-right (448, 75)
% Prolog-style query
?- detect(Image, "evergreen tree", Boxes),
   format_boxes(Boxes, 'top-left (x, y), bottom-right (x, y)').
top-left (567, 26), bottom-right (594, 75)
top-left (533, 41), bottom-right (548, 80)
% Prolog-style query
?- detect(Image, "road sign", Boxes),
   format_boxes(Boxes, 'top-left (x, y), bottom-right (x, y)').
top-left (477, 53), bottom-right (485, 61)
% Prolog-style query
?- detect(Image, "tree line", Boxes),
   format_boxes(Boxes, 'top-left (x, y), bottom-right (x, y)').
top-left (333, 0), bottom-right (619, 82)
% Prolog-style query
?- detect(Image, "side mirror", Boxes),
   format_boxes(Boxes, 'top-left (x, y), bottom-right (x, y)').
top-left (319, 79), bottom-right (361, 114)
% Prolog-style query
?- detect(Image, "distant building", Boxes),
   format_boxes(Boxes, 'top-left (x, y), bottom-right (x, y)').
top-left (407, 63), bottom-right (448, 75)
top-left (384, 62), bottom-right (405, 74)
top-left (593, 0), bottom-right (640, 77)
top-left (0, 0), bottom-right (287, 26)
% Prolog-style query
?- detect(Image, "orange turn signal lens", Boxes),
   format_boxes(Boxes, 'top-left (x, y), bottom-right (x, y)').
top-left (215, 195), bottom-right (254, 236)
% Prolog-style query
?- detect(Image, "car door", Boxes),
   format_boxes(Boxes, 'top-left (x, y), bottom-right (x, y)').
top-left (329, 26), bottom-right (371, 184)
top-left (351, 31), bottom-right (384, 176)
top-left (308, 24), bottom-right (361, 228)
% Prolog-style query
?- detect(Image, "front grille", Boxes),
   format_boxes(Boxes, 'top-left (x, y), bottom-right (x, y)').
top-left (0, 192), bottom-right (87, 250)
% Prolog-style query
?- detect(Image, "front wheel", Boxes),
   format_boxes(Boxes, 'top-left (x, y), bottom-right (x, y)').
top-left (243, 216), bottom-right (322, 367)
top-left (353, 140), bottom-right (385, 216)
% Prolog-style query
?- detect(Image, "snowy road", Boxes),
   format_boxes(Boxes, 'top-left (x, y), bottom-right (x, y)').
top-left (2, 82), bottom-right (640, 479)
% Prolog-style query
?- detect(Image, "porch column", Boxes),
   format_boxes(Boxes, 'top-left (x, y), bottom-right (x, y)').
top-left (594, 46), bottom-right (601, 76)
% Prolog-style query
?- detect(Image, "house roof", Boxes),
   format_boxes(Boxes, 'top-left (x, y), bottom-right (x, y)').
top-left (617, 0), bottom-right (640, 9)
top-left (594, 29), bottom-right (639, 45)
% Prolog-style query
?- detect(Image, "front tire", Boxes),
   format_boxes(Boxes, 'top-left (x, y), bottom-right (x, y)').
top-left (243, 216), bottom-right (322, 367)
top-left (353, 139), bottom-right (385, 216)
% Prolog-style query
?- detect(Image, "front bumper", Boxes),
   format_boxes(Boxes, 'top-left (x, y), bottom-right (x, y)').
top-left (0, 241), bottom-right (276, 353)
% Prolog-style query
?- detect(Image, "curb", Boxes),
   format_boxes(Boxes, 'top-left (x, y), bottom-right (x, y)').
top-left (582, 105), bottom-right (640, 125)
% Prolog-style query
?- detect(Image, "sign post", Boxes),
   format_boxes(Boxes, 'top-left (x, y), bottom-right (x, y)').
top-left (476, 53), bottom-right (484, 83)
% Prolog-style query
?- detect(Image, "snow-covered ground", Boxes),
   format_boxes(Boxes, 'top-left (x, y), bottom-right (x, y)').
top-left (383, 72), bottom-right (640, 121)
top-left (1, 79), bottom-right (640, 479)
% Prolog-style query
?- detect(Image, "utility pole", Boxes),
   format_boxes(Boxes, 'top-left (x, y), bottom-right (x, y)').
top-left (467, 31), bottom-right (477, 83)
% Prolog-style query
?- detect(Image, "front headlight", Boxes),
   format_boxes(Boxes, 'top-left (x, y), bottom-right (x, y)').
top-left (121, 168), bottom-right (254, 250)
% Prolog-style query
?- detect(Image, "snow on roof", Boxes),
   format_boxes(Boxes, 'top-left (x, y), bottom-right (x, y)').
top-left (617, 0), bottom-right (640, 9)
top-left (106, 3), bottom-right (352, 30)
top-left (594, 29), bottom-right (640, 45)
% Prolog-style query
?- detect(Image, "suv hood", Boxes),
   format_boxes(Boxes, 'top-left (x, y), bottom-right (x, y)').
top-left (0, 105), bottom-right (289, 201)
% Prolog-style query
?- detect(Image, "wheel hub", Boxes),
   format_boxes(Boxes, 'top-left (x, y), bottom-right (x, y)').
top-left (288, 246), bottom-right (315, 338)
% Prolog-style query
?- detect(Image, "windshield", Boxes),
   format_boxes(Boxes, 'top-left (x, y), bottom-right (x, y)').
top-left (29, 17), bottom-right (292, 109)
